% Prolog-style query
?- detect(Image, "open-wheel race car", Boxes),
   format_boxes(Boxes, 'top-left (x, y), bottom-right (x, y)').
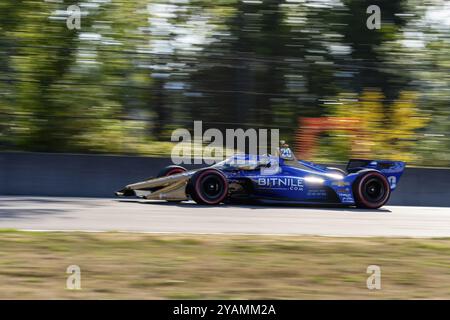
top-left (116, 146), bottom-right (405, 209)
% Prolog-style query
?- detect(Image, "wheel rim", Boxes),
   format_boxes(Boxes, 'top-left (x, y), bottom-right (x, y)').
top-left (200, 175), bottom-right (224, 200)
top-left (362, 178), bottom-right (385, 203)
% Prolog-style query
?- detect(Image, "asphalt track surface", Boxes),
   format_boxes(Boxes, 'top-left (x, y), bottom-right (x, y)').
top-left (0, 196), bottom-right (450, 237)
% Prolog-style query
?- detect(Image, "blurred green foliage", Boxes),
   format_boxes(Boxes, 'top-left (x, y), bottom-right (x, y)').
top-left (0, 0), bottom-right (448, 166)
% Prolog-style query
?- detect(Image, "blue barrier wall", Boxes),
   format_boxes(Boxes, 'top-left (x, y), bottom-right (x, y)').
top-left (1, 152), bottom-right (449, 207)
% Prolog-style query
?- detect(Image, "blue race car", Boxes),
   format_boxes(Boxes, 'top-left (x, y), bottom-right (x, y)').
top-left (116, 147), bottom-right (405, 209)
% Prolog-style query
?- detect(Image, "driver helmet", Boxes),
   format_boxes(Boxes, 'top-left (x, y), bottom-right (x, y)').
top-left (279, 140), bottom-right (294, 160)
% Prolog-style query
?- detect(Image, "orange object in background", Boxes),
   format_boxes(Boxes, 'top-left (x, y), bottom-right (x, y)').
top-left (295, 117), bottom-right (364, 160)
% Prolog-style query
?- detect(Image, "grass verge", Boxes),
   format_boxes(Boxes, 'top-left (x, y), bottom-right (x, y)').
top-left (0, 230), bottom-right (449, 299)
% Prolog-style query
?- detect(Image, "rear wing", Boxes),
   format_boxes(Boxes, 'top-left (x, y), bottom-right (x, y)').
top-left (347, 159), bottom-right (406, 190)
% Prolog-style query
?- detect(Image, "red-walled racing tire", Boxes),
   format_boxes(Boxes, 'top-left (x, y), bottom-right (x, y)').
top-left (157, 165), bottom-right (187, 177)
top-left (151, 165), bottom-right (187, 202)
top-left (188, 169), bottom-right (228, 205)
top-left (353, 171), bottom-right (390, 209)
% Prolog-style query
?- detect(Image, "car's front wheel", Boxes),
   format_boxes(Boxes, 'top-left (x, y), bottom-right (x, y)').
top-left (353, 171), bottom-right (390, 209)
top-left (151, 165), bottom-right (187, 202)
top-left (157, 165), bottom-right (187, 177)
top-left (188, 169), bottom-right (228, 205)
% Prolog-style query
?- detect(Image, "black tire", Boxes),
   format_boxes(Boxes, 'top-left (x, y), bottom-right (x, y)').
top-left (157, 165), bottom-right (187, 178)
top-left (353, 171), bottom-right (390, 209)
top-left (188, 169), bottom-right (228, 205)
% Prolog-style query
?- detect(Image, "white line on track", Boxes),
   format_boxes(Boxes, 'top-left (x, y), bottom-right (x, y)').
top-left (1, 196), bottom-right (450, 238)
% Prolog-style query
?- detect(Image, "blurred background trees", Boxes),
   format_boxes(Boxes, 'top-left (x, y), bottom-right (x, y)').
top-left (0, 0), bottom-right (448, 166)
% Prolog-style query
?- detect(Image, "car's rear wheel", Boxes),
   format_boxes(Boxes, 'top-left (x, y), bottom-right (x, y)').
top-left (188, 169), bottom-right (228, 205)
top-left (353, 171), bottom-right (390, 209)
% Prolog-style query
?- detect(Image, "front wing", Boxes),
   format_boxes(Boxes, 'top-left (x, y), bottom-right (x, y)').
top-left (116, 172), bottom-right (195, 201)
